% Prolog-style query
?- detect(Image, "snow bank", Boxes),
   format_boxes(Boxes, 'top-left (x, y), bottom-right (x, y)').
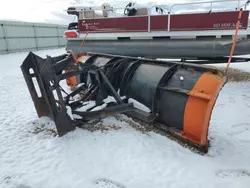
top-left (128, 98), bottom-right (151, 113)
top-left (103, 95), bottom-right (126, 103)
top-left (75, 96), bottom-right (127, 114)
top-left (75, 101), bottom-right (96, 112)
top-left (66, 106), bottom-right (74, 120)
top-left (91, 103), bottom-right (108, 111)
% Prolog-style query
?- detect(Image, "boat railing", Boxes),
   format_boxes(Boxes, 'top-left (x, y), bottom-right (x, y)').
top-left (67, 0), bottom-right (249, 32)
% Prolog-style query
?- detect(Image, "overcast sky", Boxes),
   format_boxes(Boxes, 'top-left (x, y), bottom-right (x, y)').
top-left (0, 0), bottom-right (249, 25)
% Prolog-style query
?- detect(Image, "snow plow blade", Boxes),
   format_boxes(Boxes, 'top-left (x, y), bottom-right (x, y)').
top-left (21, 52), bottom-right (227, 153)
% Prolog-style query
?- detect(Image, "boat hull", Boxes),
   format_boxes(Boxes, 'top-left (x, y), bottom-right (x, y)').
top-left (66, 38), bottom-right (250, 58)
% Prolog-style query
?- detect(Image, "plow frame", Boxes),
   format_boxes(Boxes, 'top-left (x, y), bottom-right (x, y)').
top-left (21, 52), bottom-right (157, 136)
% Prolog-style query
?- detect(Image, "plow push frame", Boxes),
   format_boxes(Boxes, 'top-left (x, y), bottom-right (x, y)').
top-left (21, 51), bottom-right (249, 153)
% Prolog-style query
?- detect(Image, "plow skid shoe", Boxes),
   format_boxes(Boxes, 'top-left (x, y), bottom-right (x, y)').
top-left (21, 52), bottom-right (227, 152)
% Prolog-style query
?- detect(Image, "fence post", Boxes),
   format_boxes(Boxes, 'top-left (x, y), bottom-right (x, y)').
top-left (56, 26), bottom-right (61, 47)
top-left (33, 24), bottom-right (39, 51)
top-left (2, 23), bottom-right (9, 53)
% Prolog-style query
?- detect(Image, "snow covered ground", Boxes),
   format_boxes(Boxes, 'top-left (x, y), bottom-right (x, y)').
top-left (0, 48), bottom-right (250, 188)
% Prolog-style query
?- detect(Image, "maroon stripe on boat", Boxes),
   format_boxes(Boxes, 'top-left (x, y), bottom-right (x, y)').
top-left (170, 11), bottom-right (249, 31)
top-left (78, 11), bottom-right (249, 33)
top-left (78, 16), bottom-right (148, 32)
top-left (150, 15), bottom-right (168, 30)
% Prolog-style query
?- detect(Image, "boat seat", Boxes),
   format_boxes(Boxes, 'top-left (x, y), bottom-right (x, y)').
top-left (79, 3), bottom-right (111, 19)
top-left (101, 3), bottom-right (111, 17)
top-left (79, 10), bottom-right (105, 19)
top-left (135, 8), bottom-right (148, 16)
top-left (79, 11), bottom-right (95, 19)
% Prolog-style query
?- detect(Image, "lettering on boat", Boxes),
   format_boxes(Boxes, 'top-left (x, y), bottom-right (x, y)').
top-left (82, 20), bottom-right (100, 29)
top-left (213, 23), bottom-right (243, 28)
